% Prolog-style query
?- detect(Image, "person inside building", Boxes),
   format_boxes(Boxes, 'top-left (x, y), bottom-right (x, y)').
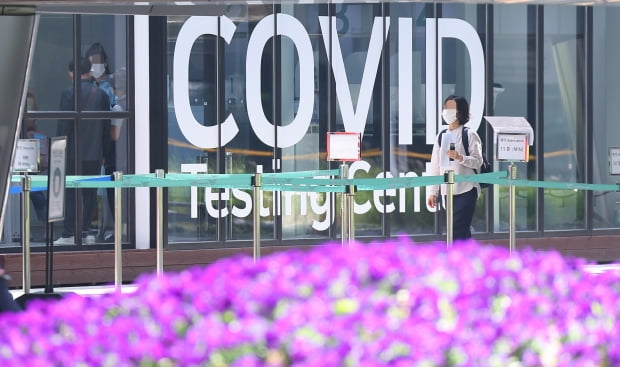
top-left (85, 42), bottom-right (116, 109)
top-left (86, 43), bottom-right (117, 242)
top-left (54, 57), bottom-right (111, 245)
top-left (426, 95), bottom-right (483, 240)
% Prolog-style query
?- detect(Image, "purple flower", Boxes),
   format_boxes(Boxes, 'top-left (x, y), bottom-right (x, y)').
top-left (1, 238), bottom-right (620, 365)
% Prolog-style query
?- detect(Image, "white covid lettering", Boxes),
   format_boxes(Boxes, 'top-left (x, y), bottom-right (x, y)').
top-left (425, 18), bottom-right (485, 144)
top-left (180, 161), bottom-right (441, 224)
top-left (180, 163), bottom-right (208, 218)
top-left (174, 16), bottom-right (484, 150)
top-left (246, 14), bottom-right (314, 148)
top-left (174, 16), bottom-right (238, 148)
top-left (231, 189), bottom-right (252, 218)
top-left (309, 191), bottom-right (331, 231)
top-left (399, 171), bottom-right (421, 213)
top-left (373, 172), bottom-right (396, 214)
top-left (398, 17), bottom-right (413, 145)
top-left (319, 16), bottom-right (389, 136)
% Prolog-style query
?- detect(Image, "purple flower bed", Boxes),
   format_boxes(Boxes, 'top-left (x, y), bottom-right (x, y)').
top-left (1, 238), bottom-right (620, 366)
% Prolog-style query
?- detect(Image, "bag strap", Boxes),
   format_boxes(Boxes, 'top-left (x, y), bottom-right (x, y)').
top-left (438, 129), bottom-right (447, 147)
top-left (439, 127), bottom-right (471, 155)
top-left (462, 127), bottom-right (482, 174)
top-left (462, 127), bottom-right (470, 156)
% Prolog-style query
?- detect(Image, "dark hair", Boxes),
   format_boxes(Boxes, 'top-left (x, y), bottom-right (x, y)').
top-left (68, 57), bottom-right (92, 75)
top-left (85, 42), bottom-right (111, 75)
top-left (444, 95), bottom-right (470, 125)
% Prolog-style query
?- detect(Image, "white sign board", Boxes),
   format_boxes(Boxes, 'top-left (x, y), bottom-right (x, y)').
top-left (497, 133), bottom-right (529, 162)
top-left (610, 147), bottom-right (620, 175)
top-left (12, 139), bottom-right (39, 173)
top-left (48, 137), bottom-right (67, 222)
top-left (327, 132), bottom-right (360, 162)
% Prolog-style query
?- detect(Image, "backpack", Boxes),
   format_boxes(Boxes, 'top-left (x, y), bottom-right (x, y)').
top-left (438, 127), bottom-right (492, 188)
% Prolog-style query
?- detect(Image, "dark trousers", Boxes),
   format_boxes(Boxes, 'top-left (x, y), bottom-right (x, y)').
top-left (452, 187), bottom-right (478, 240)
top-left (62, 160), bottom-right (101, 237)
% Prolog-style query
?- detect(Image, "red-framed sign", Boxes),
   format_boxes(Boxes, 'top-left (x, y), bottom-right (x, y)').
top-left (326, 132), bottom-right (361, 162)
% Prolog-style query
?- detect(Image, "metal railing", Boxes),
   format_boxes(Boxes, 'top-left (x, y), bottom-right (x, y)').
top-left (9, 168), bottom-right (620, 293)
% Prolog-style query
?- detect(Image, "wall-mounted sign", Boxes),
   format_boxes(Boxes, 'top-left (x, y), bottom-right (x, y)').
top-left (327, 132), bottom-right (360, 162)
top-left (12, 139), bottom-right (39, 173)
top-left (496, 133), bottom-right (529, 162)
top-left (610, 147), bottom-right (620, 175)
top-left (48, 137), bottom-right (67, 222)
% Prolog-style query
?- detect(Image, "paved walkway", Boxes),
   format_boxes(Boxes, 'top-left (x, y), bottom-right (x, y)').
top-left (8, 263), bottom-right (620, 301)
top-left (10, 283), bottom-right (138, 299)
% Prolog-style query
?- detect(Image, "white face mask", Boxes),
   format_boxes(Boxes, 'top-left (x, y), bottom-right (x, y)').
top-left (442, 108), bottom-right (458, 124)
top-left (91, 63), bottom-right (105, 79)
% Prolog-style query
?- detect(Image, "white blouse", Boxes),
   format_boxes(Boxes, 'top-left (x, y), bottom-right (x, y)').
top-left (427, 125), bottom-right (483, 197)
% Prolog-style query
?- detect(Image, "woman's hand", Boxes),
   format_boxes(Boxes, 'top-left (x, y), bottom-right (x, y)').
top-left (446, 150), bottom-right (463, 162)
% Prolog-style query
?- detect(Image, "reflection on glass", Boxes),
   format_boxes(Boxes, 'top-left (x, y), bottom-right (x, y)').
top-left (389, 3), bottom-right (434, 236)
top-left (427, 4), bottom-right (488, 236)
top-left (225, 5), bottom-right (275, 241)
top-left (592, 6), bottom-right (620, 229)
top-left (330, 3), bottom-right (385, 237)
top-left (28, 14), bottom-right (73, 112)
top-left (280, 4), bottom-right (330, 240)
top-left (492, 4), bottom-right (536, 232)
top-left (167, 15), bottom-right (218, 243)
top-left (543, 6), bottom-right (585, 230)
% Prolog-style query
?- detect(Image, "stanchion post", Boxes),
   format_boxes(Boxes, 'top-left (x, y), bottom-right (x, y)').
top-left (226, 152), bottom-right (233, 240)
top-left (508, 163), bottom-right (517, 254)
top-left (21, 175), bottom-right (31, 294)
top-left (155, 169), bottom-right (165, 276)
top-left (347, 184), bottom-right (356, 246)
top-left (340, 164), bottom-right (349, 246)
top-left (445, 170), bottom-right (455, 248)
top-left (252, 172), bottom-right (262, 262)
top-left (113, 171), bottom-right (123, 290)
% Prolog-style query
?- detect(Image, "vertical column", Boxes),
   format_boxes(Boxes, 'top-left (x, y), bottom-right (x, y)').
top-left (508, 163), bottom-right (517, 254)
top-left (155, 169), bottom-right (165, 276)
top-left (347, 184), bottom-right (356, 245)
top-left (252, 172), bottom-right (262, 262)
top-left (445, 170), bottom-right (455, 248)
top-left (340, 164), bottom-right (349, 246)
top-left (0, 13), bottom-right (36, 242)
top-left (226, 152), bottom-right (233, 240)
top-left (113, 171), bottom-right (123, 290)
top-left (21, 175), bottom-right (31, 294)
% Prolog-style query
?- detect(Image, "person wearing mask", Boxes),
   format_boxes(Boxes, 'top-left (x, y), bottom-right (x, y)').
top-left (54, 57), bottom-right (111, 245)
top-left (426, 95), bottom-right (483, 240)
top-left (85, 42), bottom-right (116, 109)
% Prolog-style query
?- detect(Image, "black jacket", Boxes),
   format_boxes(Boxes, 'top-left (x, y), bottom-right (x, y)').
top-left (58, 79), bottom-right (111, 170)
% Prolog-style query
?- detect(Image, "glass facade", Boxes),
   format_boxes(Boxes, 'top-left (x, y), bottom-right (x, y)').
top-left (492, 4), bottom-right (536, 232)
top-left (3, 3), bottom-right (620, 253)
top-left (592, 7), bottom-right (620, 229)
top-left (2, 14), bottom-right (133, 248)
